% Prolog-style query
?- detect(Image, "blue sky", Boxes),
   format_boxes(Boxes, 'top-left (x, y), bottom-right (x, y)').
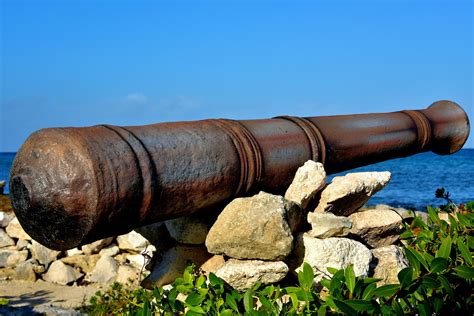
top-left (1, 0), bottom-right (472, 152)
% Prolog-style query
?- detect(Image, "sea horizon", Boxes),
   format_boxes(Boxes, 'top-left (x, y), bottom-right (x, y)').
top-left (1, 149), bottom-right (473, 211)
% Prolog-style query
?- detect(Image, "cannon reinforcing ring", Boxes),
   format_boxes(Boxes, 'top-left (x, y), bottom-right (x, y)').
top-left (210, 119), bottom-right (263, 195)
top-left (401, 110), bottom-right (432, 150)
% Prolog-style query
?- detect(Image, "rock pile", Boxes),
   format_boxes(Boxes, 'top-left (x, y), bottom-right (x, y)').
top-left (0, 160), bottom-right (412, 292)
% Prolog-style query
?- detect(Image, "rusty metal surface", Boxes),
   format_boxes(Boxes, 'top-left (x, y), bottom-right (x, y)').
top-left (9, 100), bottom-right (470, 250)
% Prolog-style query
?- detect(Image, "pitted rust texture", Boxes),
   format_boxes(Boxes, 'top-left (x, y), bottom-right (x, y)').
top-left (9, 100), bottom-right (470, 250)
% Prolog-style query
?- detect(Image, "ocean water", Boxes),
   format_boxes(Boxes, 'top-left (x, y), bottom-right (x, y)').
top-left (0, 150), bottom-right (472, 210)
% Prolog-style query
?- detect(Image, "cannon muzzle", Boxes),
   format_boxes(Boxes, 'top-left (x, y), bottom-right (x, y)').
top-left (10, 100), bottom-right (470, 250)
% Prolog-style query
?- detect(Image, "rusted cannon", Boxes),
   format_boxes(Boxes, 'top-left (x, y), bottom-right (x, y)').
top-left (9, 100), bottom-right (470, 250)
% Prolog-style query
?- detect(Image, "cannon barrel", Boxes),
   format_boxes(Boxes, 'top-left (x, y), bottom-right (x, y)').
top-left (9, 100), bottom-right (470, 250)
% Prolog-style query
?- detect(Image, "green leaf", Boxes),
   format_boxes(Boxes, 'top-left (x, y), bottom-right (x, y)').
top-left (243, 290), bottom-right (254, 312)
top-left (436, 236), bottom-right (452, 259)
top-left (326, 267), bottom-right (340, 275)
top-left (317, 305), bottom-right (327, 316)
top-left (185, 293), bottom-right (205, 307)
top-left (186, 305), bottom-right (206, 314)
top-left (333, 299), bottom-right (357, 315)
top-left (430, 257), bottom-right (448, 273)
top-left (372, 284), bottom-right (399, 298)
top-left (362, 283), bottom-right (377, 300)
top-left (225, 293), bottom-right (239, 312)
top-left (209, 273), bottom-right (223, 287)
top-left (421, 275), bottom-right (441, 289)
top-left (405, 246), bottom-right (428, 271)
top-left (438, 275), bottom-right (454, 298)
top-left (344, 265), bottom-right (356, 295)
top-left (397, 267), bottom-right (413, 288)
top-left (298, 263), bottom-right (314, 290)
top-left (457, 239), bottom-right (472, 265)
top-left (344, 300), bottom-right (376, 312)
top-left (453, 265), bottom-right (474, 279)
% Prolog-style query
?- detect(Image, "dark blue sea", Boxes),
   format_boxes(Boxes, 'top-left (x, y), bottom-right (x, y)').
top-left (1, 150), bottom-right (473, 210)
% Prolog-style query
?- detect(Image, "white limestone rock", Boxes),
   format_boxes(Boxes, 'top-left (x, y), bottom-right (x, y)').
top-left (99, 245), bottom-right (120, 257)
top-left (29, 240), bottom-right (61, 267)
top-left (81, 237), bottom-right (114, 255)
top-left (349, 209), bottom-right (402, 248)
top-left (315, 172), bottom-right (391, 216)
top-left (206, 192), bottom-right (299, 260)
top-left (87, 255), bottom-right (119, 284)
top-left (15, 259), bottom-right (41, 282)
top-left (216, 259), bottom-right (289, 291)
top-left (0, 249), bottom-right (28, 267)
top-left (43, 261), bottom-right (83, 285)
top-left (165, 215), bottom-right (212, 245)
top-left (116, 264), bottom-right (140, 285)
top-left (0, 228), bottom-right (15, 248)
top-left (292, 234), bottom-right (372, 281)
top-left (306, 212), bottom-right (352, 238)
top-left (5, 217), bottom-right (31, 240)
top-left (141, 245), bottom-right (211, 289)
top-left (285, 160), bottom-right (327, 209)
top-left (372, 245), bottom-right (409, 285)
top-left (0, 212), bottom-right (14, 228)
top-left (61, 254), bottom-right (100, 274)
top-left (117, 231), bottom-right (150, 252)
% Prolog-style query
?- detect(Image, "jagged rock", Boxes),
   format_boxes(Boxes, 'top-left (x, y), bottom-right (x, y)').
top-left (285, 160), bottom-right (327, 209)
top-left (292, 234), bottom-right (372, 281)
top-left (315, 172), bottom-right (391, 216)
top-left (43, 261), bottom-right (83, 285)
top-left (165, 215), bottom-right (212, 245)
top-left (349, 209), bottom-right (402, 248)
top-left (216, 259), bottom-right (288, 291)
top-left (61, 254), bottom-right (100, 274)
top-left (117, 231), bottom-right (150, 252)
top-left (206, 192), bottom-right (297, 260)
top-left (99, 245), bottom-right (120, 257)
top-left (15, 259), bottom-right (40, 281)
top-left (81, 237), bottom-right (114, 255)
top-left (306, 212), bottom-right (352, 238)
top-left (134, 222), bottom-right (175, 253)
top-left (16, 239), bottom-right (30, 250)
top-left (29, 241), bottom-right (61, 266)
top-left (116, 264), bottom-right (140, 284)
top-left (0, 212), bottom-right (14, 227)
top-left (66, 248), bottom-right (83, 256)
top-left (372, 245), bottom-right (408, 285)
top-left (141, 245), bottom-right (211, 289)
top-left (200, 255), bottom-right (226, 276)
top-left (5, 217), bottom-right (31, 240)
top-left (0, 267), bottom-right (16, 280)
top-left (126, 254), bottom-right (148, 270)
top-left (114, 253), bottom-right (128, 265)
top-left (87, 255), bottom-right (119, 284)
top-left (0, 229), bottom-right (15, 248)
top-left (0, 249), bottom-right (28, 267)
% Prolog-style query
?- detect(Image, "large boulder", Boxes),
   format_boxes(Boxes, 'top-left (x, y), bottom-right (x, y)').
top-left (371, 245), bottom-right (408, 285)
top-left (291, 234), bottom-right (372, 281)
top-left (15, 259), bottom-right (42, 281)
top-left (306, 212), bottom-right (352, 238)
top-left (284, 161), bottom-right (327, 210)
top-left (29, 240), bottom-right (61, 267)
top-left (206, 192), bottom-right (299, 260)
top-left (141, 245), bottom-right (211, 289)
top-left (43, 261), bottom-right (83, 285)
top-left (349, 209), bottom-right (402, 248)
top-left (215, 259), bottom-right (289, 291)
top-left (0, 249), bottom-right (28, 267)
top-left (315, 172), bottom-right (391, 216)
top-left (0, 229), bottom-right (15, 248)
top-left (5, 217), bottom-right (31, 240)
